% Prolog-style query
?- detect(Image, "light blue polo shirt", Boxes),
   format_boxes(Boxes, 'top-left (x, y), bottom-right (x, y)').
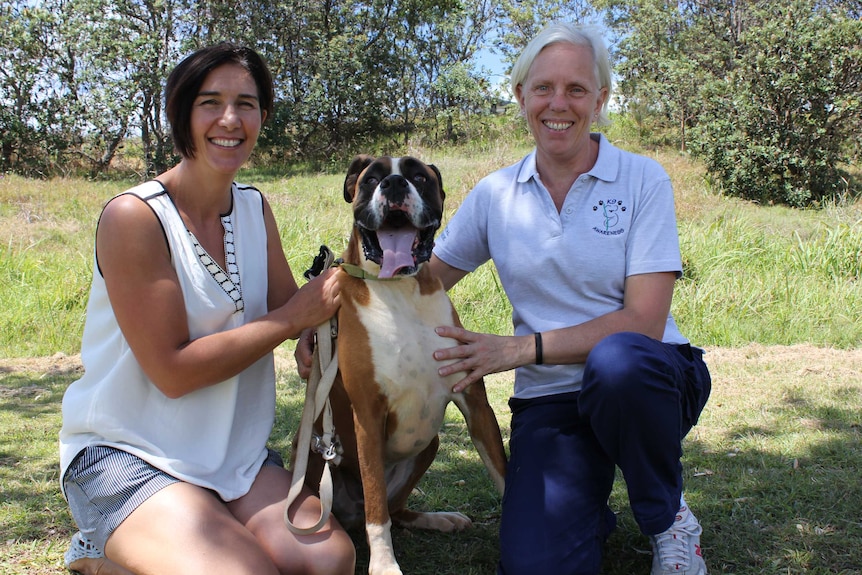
top-left (434, 134), bottom-right (688, 399)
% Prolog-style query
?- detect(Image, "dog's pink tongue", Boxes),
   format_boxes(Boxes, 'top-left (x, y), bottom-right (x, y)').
top-left (378, 228), bottom-right (416, 278)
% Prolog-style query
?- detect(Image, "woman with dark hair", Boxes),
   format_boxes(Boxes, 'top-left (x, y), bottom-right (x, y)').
top-left (59, 43), bottom-right (355, 575)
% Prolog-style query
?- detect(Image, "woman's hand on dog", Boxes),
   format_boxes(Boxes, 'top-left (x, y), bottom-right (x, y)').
top-left (434, 326), bottom-right (534, 393)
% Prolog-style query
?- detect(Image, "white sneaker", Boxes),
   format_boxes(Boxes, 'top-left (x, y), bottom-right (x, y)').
top-left (649, 503), bottom-right (707, 575)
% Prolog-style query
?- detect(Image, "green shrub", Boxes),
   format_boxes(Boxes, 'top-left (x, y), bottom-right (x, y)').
top-left (689, 3), bottom-right (862, 207)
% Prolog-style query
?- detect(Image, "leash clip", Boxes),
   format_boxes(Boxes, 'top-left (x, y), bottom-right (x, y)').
top-left (312, 433), bottom-right (342, 465)
top-left (322, 443), bottom-right (339, 462)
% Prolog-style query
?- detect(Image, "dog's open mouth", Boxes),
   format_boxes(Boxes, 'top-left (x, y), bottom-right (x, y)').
top-left (358, 211), bottom-right (437, 278)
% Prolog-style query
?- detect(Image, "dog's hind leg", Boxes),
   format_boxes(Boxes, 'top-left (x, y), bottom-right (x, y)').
top-left (453, 380), bottom-right (507, 495)
top-left (389, 436), bottom-right (473, 532)
top-left (392, 507), bottom-right (472, 532)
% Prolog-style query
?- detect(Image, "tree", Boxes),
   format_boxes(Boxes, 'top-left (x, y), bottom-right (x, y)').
top-left (599, 0), bottom-right (724, 151)
top-left (401, 0), bottom-right (496, 145)
top-left (689, 1), bottom-right (862, 206)
top-left (1, 0), bottom-right (546, 176)
top-left (67, 0), bottom-right (186, 176)
top-left (56, 0), bottom-right (140, 175)
top-left (0, 1), bottom-right (68, 175)
top-left (430, 61), bottom-right (488, 141)
top-left (603, 0), bottom-right (862, 206)
top-left (4, 0), bottom-right (188, 177)
top-left (492, 0), bottom-right (600, 68)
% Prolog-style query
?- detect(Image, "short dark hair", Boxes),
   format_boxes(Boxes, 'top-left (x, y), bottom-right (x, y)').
top-left (164, 43), bottom-right (274, 158)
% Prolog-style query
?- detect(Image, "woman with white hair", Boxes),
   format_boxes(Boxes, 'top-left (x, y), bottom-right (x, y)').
top-left (429, 22), bottom-right (711, 575)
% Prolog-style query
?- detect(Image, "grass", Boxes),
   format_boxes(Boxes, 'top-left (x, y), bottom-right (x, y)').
top-left (1, 135), bottom-right (861, 573)
top-left (3, 347), bottom-right (861, 574)
top-left (2, 137), bottom-right (861, 356)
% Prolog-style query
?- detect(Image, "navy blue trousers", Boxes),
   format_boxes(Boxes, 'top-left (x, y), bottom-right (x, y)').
top-left (498, 332), bottom-right (711, 575)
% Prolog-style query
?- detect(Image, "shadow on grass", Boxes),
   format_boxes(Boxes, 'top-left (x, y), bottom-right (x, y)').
top-left (275, 371), bottom-right (862, 574)
top-left (0, 369), bottom-right (76, 544)
top-left (4, 364), bottom-right (860, 574)
top-left (682, 391), bottom-right (862, 575)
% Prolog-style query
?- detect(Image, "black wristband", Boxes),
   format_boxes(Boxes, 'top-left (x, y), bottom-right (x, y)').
top-left (535, 332), bottom-right (543, 365)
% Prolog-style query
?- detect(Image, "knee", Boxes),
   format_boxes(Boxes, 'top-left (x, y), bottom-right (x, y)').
top-left (499, 501), bottom-right (610, 575)
top-left (583, 332), bottom-right (653, 395)
top-left (318, 530), bottom-right (356, 575)
top-left (271, 527), bottom-right (356, 575)
top-left (294, 533), bottom-right (355, 575)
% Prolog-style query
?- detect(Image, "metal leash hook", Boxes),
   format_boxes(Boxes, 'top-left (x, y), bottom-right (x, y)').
top-left (322, 440), bottom-right (341, 463)
top-left (312, 432), bottom-right (343, 465)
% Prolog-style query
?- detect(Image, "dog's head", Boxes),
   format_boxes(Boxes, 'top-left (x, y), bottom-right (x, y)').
top-left (343, 155), bottom-right (445, 278)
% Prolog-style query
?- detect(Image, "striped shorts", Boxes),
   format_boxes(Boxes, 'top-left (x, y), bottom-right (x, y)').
top-left (63, 445), bottom-right (284, 550)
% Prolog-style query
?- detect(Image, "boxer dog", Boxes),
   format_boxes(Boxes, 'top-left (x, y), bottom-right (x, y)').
top-left (298, 155), bottom-right (506, 575)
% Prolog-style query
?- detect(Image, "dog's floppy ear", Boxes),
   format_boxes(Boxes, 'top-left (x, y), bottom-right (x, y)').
top-left (344, 155), bottom-right (375, 203)
top-left (428, 163), bottom-right (445, 201)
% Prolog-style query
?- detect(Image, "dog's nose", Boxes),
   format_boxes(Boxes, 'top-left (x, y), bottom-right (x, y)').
top-left (380, 175), bottom-right (410, 204)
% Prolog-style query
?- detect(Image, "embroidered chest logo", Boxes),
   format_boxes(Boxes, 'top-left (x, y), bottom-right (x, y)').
top-left (592, 199), bottom-right (626, 236)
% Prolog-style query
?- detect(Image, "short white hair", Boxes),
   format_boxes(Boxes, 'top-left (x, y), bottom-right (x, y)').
top-left (510, 22), bottom-right (612, 126)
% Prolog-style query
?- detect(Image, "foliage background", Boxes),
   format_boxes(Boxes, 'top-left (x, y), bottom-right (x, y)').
top-left (599, 0), bottom-right (862, 206)
top-left (0, 0), bottom-right (599, 177)
top-left (2, 0), bottom-right (860, 206)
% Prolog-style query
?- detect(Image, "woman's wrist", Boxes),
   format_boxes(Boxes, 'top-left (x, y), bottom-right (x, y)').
top-left (534, 332), bottom-right (543, 365)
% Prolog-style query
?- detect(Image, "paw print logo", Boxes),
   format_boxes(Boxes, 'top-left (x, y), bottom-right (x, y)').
top-left (592, 199), bottom-right (626, 232)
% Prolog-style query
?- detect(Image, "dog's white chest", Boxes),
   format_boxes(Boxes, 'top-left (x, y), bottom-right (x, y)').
top-left (356, 280), bottom-right (460, 456)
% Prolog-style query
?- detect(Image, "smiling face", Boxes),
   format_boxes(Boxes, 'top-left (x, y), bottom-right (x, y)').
top-left (189, 63), bottom-right (265, 176)
top-left (515, 42), bottom-right (607, 170)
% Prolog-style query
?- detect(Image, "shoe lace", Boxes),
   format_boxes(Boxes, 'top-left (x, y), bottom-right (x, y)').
top-left (654, 528), bottom-right (692, 569)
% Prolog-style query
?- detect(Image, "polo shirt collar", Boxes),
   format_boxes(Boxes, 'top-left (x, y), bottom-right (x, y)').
top-left (517, 133), bottom-right (620, 184)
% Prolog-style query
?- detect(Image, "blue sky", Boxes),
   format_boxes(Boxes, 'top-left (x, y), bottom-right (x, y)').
top-left (474, 47), bottom-right (513, 97)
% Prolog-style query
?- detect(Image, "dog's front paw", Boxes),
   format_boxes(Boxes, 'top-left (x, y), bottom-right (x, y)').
top-left (404, 510), bottom-right (473, 532)
top-left (368, 551), bottom-right (403, 575)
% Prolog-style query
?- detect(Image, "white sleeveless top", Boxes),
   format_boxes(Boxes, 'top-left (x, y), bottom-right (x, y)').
top-left (60, 180), bottom-right (274, 501)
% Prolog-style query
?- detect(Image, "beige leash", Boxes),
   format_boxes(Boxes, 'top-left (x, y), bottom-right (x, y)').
top-left (284, 318), bottom-right (341, 534)
top-left (285, 248), bottom-right (342, 535)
